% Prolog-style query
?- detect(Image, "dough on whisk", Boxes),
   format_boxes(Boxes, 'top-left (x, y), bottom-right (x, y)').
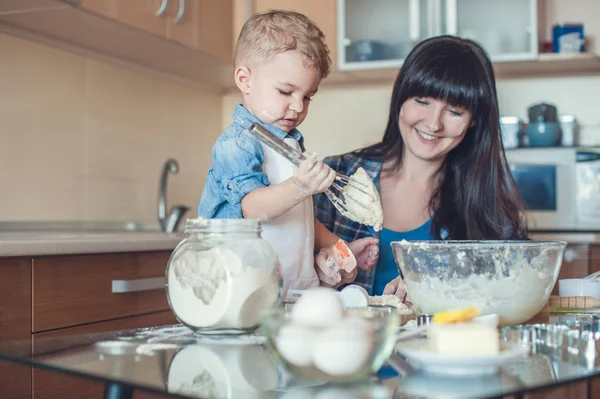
top-left (339, 167), bottom-right (383, 231)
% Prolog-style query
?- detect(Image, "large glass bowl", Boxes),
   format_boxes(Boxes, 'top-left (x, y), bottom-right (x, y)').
top-left (391, 240), bottom-right (567, 326)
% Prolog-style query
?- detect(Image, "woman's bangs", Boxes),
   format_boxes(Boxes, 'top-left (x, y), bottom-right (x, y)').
top-left (404, 59), bottom-right (483, 112)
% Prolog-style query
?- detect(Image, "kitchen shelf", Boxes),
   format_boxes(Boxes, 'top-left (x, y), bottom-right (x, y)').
top-left (315, 52), bottom-right (600, 88)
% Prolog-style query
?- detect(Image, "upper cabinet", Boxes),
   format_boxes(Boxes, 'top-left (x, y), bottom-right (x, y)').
top-left (80, 0), bottom-right (234, 62)
top-left (338, 0), bottom-right (538, 71)
top-left (0, 0), bottom-right (598, 91)
top-left (453, 0), bottom-right (537, 62)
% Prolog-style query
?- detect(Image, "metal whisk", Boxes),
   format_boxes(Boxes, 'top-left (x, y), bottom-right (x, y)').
top-left (241, 119), bottom-right (377, 215)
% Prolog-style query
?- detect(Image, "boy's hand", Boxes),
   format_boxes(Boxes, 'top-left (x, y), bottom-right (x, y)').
top-left (314, 246), bottom-right (358, 287)
top-left (294, 152), bottom-right (336, 195)
top-left (383, 276), bottom-right (407, 302)
top-left (314, 237), bottom-right (378, 288)
top-left (347, 237), bottom-right (379, 271)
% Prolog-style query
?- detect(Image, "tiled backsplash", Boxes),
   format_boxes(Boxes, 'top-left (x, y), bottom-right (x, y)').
top-left (0, 34), bottom-right (222, 222)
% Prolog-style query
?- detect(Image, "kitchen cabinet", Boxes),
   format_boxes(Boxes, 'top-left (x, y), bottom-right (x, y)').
top-left (32, 311), bottom-right (177, 399)
top-left (0, 249), bottom-right (178, 399)
top-left (253, 0), bottom-right (338, 71)
top-left (32, 251), bottom-right (172, 332)
top-left (0, 0), bottom-right (234, 92)
top-left (589, 245), bottom-right (600, 276)
top-left (0, 259), bottom-right (32, 399)
top-left (79, 0), bottom-right (234, 62)
top-left (80, 0), bottom-right (168, 38)
top-left (337, 0), bottom-right (538, 71)
top-left (452, 0), bottom-right (538, 62)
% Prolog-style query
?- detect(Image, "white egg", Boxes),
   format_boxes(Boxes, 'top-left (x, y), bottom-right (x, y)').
top-left (312, 318), bottom-right (373, 376)
top-left (276, 323), bottom-right (316, 366)
top-left (291, 287), bottom-right (344, 328)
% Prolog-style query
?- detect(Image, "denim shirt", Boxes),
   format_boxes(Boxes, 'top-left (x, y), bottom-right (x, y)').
top-left (198, 104), bottom-right (306, 218)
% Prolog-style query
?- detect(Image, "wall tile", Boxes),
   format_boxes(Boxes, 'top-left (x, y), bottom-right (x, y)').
top-left (0, 34), bottom-right (222, 222)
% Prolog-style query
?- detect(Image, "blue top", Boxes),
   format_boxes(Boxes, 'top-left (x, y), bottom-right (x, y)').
top-left (198, 104), bottom-right (306, 218)
top-left (313, 152), bottom-right (448, 294)
top-left (372, 220), bottom-right (434, 296)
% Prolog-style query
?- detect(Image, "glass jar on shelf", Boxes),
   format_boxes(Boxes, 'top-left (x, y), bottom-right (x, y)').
top-left (166, 218), bottom-right (282, 335)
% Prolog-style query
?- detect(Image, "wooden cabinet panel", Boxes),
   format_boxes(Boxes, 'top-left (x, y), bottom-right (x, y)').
top-left (254, 0), bottom-right (338, 71)
top-left (0, 258), bottom-right (32, 399)
top-left (33, 251), bottom-right (172, 332)
top-left (196, 0), bottom-right (234, 61)
top-left (33, 310), bottom-right (178, 399)
top-left (589, 246), bottom-right (600, 276)
top-left (81, 0), bottom-right (234, 62)
top-left (81, 0), bottom-right (168, 37)
top-left (551, 244), bottom-right (589, 295)
top-left (166, 0), bottom-right (195, 48)
top-left (524, 380), bottom-right (588, 399)
top-left (167, 0), bottom-right (234, 61)
top-left (79, 0), bottom-right (115, 16)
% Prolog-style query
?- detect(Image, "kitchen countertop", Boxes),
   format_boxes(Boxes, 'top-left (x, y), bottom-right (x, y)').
top-left (530, 231), bottom-right (600, 244)
top-left (0, 220), bottom-right (599, 258)
top-left (0, 231), bottom-right (185, 257)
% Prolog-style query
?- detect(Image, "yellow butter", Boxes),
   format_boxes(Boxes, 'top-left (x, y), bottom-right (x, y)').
top-left (432, 307), bottom-right (481, 324)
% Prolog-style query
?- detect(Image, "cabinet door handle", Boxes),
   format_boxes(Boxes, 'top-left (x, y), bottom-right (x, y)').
top-left (175, 0), bottom-right (186, 24)
top-left (112, 277), bottom-right (166, 293)
top-left (156, 0), bottom-right (168, 17)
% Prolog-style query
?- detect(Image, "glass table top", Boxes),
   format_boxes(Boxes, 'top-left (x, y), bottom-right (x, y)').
top-left (2, 312), bottom-right (600, 399)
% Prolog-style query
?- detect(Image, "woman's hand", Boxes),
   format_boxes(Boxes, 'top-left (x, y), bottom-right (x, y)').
top-left (383, 276), bottom-right (407, 302)
top-left (347, 237), bottom-right (379, 271)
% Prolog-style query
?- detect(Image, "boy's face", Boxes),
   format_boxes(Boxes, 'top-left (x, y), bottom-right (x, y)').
top-left (235, 50), bottom-right (322, 132)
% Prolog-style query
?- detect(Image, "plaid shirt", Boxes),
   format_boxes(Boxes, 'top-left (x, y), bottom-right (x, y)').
top-left (313, 153), bottom-right (384, 294)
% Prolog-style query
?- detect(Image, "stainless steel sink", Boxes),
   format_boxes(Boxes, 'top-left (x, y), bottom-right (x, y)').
top-left (0, 221), bottom-right (164, 233)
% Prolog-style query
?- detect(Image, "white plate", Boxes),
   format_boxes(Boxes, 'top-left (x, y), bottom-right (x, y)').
top-left (396, 338), bottom-right (529, 376)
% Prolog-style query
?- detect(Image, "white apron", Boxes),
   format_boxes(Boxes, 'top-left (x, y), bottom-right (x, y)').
top-left (260, 139), bottom-right (319, 300)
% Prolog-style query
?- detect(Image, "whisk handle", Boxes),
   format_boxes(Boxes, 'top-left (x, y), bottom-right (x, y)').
top-left (241, 119), bottom-right (305, 167)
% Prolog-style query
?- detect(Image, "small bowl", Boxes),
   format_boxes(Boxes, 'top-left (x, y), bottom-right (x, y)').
top-left (558, 278), bottom-right (600, 299)
top-left (260, 308), bottom-right (400, 382)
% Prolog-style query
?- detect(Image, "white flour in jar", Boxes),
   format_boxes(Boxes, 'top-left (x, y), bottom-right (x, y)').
top-left (167, 246), bottom-right (279, 330)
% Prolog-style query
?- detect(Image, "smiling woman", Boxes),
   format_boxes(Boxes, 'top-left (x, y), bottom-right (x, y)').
top-left (314, 35), bottom-right (528, 297)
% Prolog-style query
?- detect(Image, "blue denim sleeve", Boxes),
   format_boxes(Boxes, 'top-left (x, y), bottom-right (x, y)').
top-left (212, 135), bottom-right (270, 215)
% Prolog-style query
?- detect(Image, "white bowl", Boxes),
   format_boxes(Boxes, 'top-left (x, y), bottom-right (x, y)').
top-left (558, 278), bottom-right (600, 299)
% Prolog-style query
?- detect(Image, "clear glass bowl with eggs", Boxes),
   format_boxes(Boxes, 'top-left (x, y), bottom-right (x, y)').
top-left (260, 287), bottom-right (400, 382)
top-left (391, 240), bottom-right (567, 326)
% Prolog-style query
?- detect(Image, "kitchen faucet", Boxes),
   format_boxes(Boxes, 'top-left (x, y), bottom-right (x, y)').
top-left (158, 159), bottom-right (189, 233)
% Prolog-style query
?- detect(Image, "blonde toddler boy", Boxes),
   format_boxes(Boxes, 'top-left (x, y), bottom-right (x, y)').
top-left (198, 10), bottom-right (378, 298)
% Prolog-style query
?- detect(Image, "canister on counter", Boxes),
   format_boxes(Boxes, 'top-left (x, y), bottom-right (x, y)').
top-left (552, 23), bottom-right (584, 53)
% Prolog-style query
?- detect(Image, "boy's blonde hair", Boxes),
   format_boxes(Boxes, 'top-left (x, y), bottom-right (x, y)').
top-left (234, 10), bottom-right (331, 79)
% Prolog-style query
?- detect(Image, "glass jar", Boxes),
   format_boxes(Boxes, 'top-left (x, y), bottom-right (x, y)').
top-left (165, 218), bottom-right (282, 335)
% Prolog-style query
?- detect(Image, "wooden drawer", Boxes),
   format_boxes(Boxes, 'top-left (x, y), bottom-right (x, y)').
top-left (33, 251), bottom-right (172, 332)
top-left (33, 310), bottom-right (178, 399)
top-left (0, 258), bottom-right (32, 399)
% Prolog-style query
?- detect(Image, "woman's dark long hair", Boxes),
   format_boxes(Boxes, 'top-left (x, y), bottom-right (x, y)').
top-left (356, 35), bottom-right (527, 240)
